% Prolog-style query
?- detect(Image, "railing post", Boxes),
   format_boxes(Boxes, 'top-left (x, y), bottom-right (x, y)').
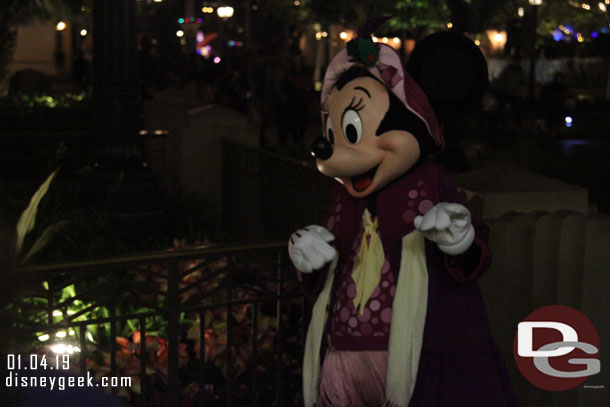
top-left (250, 302), bottom-right (259, 407)
top-left (274, 249), bottom-right (284, 407)
top-left (139, 317), bottom-right (147, 407)
top-left (110, 298), bottom-right (117, 396)
top-left (47, 280), bottom-right (54, 328)
top-left (226, 264), bottom-right (234, 407)
top-left (168, 262), bottom-right (180, 407)
top-left (79, 324), bottom-right (87, 373)
top-left (199, 309), bottom-right (207, 407)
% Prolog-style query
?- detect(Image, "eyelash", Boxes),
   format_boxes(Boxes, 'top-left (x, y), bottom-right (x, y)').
top-left (346, 97), bottom-right (364, 112)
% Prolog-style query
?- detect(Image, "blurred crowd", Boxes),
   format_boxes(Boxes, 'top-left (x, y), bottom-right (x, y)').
top-left (136, 36), bottom-right (317, 152)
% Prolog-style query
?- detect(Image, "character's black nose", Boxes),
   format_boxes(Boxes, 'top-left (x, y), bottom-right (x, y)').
top-left (310, 137), bottom-right (333, 160)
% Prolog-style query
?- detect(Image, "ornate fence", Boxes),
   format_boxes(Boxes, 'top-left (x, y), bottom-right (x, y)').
top-left (7, 242), bottom-right (306, 407)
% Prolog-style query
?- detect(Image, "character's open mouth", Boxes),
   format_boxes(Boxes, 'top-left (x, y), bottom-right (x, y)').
top-left (351, 165), bottom-right (379, 192)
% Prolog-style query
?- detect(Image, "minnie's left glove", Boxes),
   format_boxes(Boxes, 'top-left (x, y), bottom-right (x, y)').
top-left (414, 202), bottom-right (475, 256)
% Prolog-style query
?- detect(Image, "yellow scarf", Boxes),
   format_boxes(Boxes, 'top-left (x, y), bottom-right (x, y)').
top-left (351, 209), bottom-right (385, 315)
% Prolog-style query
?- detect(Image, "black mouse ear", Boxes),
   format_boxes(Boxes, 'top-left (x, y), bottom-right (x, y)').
top-left (406, 32), bottom-right (488, 122)
top-left (356, 16), bottom-right (394, 38)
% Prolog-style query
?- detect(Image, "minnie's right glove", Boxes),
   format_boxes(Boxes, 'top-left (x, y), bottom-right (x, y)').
top-left (288, 225), bottom-right (337, 273)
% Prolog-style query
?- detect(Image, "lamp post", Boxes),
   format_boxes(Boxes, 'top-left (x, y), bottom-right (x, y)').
top-left (528, 0), bottom-right (542, 101)
top-left (54, 21), bottom-right (67, 75)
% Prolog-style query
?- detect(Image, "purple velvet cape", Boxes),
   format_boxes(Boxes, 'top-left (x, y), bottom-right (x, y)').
top-left (300, 162), bottom-right (517, 407)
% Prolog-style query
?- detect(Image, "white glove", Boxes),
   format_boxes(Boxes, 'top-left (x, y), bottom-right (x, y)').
top-left (413, 203), bottom-right (475, 256)
top-left (288, 225), bottom-right (337, 273)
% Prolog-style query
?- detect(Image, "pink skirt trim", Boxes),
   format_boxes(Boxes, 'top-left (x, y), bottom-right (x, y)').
top-left (319, 350), bottom-right (388, 407)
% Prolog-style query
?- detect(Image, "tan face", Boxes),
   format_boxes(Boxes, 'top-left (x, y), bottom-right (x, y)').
top-left (318, 76), bottom-right (421, 198)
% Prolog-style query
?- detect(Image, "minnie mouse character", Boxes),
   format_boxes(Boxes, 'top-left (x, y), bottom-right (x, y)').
top-left (288, 19), bottom-right (516, 407)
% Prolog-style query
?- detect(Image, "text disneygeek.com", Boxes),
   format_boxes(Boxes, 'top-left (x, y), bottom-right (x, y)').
top-left (5, 353), bottom-right (131, 390)
top-left (5, 371), bottom-right (131, 391)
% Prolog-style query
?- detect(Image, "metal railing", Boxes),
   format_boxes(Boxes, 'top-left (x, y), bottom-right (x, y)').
top-left (7, 241), bottom-right (305, 407)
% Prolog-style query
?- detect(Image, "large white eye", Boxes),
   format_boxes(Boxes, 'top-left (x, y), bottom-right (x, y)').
top-left (325, 116), bottom-right (335, 144)
top-left (342, 109), bottom-right (362, 144)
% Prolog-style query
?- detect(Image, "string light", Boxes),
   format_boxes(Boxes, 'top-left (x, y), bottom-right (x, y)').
top-left (56, 21), bottom-right (66, 31)
top-left (447, 22), bottom-right (453, 29)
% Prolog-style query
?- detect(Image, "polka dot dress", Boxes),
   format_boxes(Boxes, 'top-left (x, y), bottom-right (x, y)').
top-left (331, 260), bottom-right (396, 340)
top-left (325, 177), bottom-right (435, 350)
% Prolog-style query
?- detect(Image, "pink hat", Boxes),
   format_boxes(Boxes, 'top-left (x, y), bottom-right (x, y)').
top-left (321, 39), bottom-right (444, 148)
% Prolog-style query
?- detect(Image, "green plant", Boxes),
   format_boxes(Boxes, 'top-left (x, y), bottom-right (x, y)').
top-left (12, 169), bottom-right (68, 264)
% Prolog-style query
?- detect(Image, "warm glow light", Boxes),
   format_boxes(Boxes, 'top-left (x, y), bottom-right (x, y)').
top-left (51, 344), bottom-right (66, 354)
top-left (294, 0), bottom-right (300, 5)
top-left (529, 0), bottom-right (542, 4)
top-left (382, 37), bottom-right (389, 43)
top-left (340, 31), bottom-right (348, 40)
top-left (321, 31), bottom-right (328, 37)
top-left (582, 3), bottom-right (591, 9)
top-left (487, 30), bottom-right (507, 51)
top-left (202, 7), bottom-right (214, 13)
top-left (176, 30), bottom-right (184, 37)
top-left (518, 7), bottom-right (525, 17)
top-left (80, 29), bottom-right (87, 36)
top-left (56, 21), bottom-right (66, 31)
top-left (50, 344), bottom-right (81, 354)
top-left (599, 2), bottom-right (607, 11)
top-left (217, 6), bottom-right (234, 18)
top-left (393, 37), bottom-right (400, 44)
top-left (372, 36), bottom-right (378, 42)
top-left (474, 40), bottom-right (481, 46)
top-left (447, 22), bottom-right (453, 29)
top-left (315, 32), bottom-right (322, 40)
